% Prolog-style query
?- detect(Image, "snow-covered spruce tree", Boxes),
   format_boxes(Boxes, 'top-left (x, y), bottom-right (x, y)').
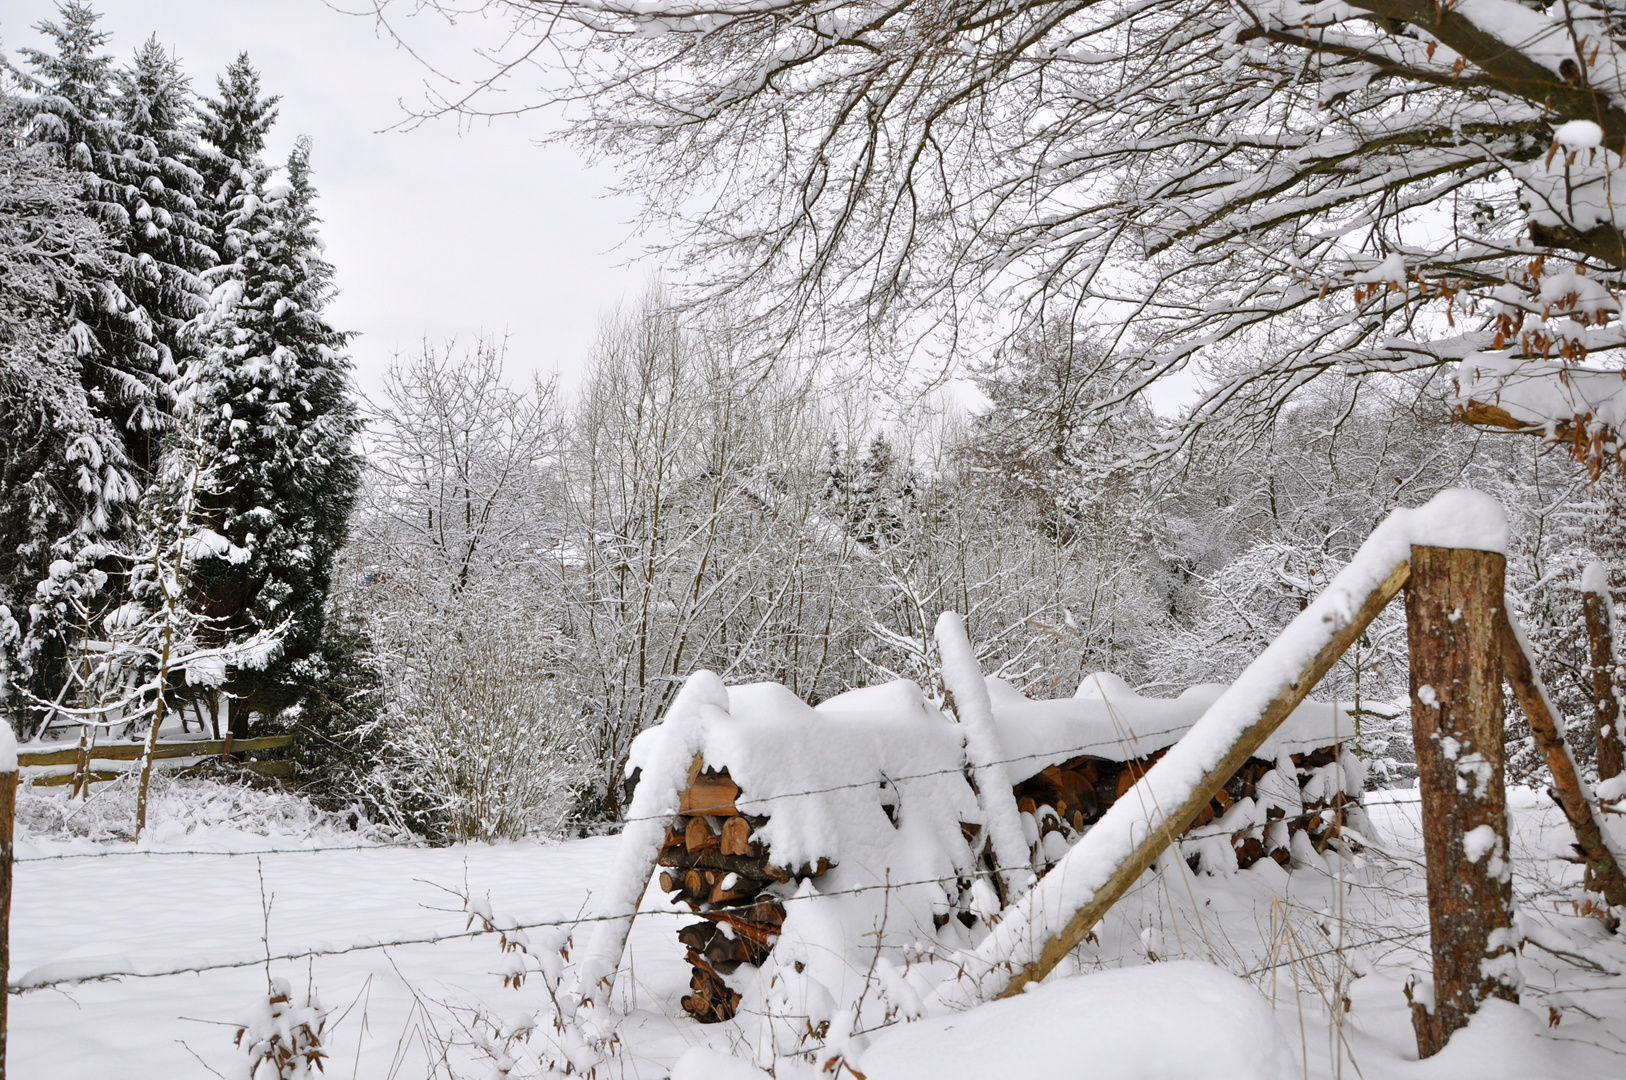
top-left (16, 3), bottom-right (159, 463)
top-left (21, 8), bottom-right (212, 476)
top-left (106, 35), bottom-right (213, 464)
top-left (180, 137), bottom-right (361, 735)
top-left (0, 91), bottom-right (137, 734)
top-left (195, 52), bottom-right (278, 264)
top-left (406, 0), bottom-right (1626, 470)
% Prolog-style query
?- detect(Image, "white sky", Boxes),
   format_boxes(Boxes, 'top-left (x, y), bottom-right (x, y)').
top-left (3, 0), bottom-right (649, 396)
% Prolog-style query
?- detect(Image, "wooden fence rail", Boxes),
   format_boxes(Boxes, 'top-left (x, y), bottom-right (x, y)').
top-left (17, 736), bottom-right (294, 786)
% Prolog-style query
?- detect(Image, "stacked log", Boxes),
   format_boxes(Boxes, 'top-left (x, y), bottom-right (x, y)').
top-left (1012, 744), bottom-right (1363, 873)
top-left (659, 756), bottom-right (830, 1023)
top-left (660, 744), bottom-right (1366, 1025)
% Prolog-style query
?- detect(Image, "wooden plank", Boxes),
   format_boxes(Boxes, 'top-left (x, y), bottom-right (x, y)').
top-left (994, 558), bottom-right (1411, 999)
top-left (18, 735), bottom-right (291, 767)
top-left (1500, 611), bottom-right (1626, 910)
top-left (24, 771), bottom-right (122, 788)
top-left (1405, 547), bottom-right (1517, 1057)
top-left (937, 612), bottom-right (1034, 902)
top-left (23, 758), bottom-right (294, 787)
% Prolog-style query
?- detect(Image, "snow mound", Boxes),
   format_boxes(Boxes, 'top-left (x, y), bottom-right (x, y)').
top-left (860, 961), bottom-right (1295, 1080)
top-left (669, 1047), bottom-right (770, 1080)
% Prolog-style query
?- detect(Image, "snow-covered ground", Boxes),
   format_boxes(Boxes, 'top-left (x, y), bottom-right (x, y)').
top-left (12, 784), bottom-right (1626, 1078)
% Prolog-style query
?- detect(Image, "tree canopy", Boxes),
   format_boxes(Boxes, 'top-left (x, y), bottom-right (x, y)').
top-left (399, 0), bottom-right (1626, 465)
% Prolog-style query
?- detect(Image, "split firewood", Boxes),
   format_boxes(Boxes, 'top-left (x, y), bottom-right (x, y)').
top-left (684, 816), bottom-right (720, 852)
top-left (721, 815), bottom-right (754, 856)
top-left (656, 847), bottom-right (792, 881)
top-left (681, 772), bottom-right (741, 816)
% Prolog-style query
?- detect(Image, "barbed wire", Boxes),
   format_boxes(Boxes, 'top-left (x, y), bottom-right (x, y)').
top-left (15, 840), bottom-right (427, 863)
top-left (6, 865), bottom-right (1027, 992)
top-left (13, 842), bottom-right (1427, 994)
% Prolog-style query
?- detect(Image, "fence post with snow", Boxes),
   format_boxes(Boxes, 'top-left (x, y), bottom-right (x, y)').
top-left (1402, 544), bottom-right (1517, 1055)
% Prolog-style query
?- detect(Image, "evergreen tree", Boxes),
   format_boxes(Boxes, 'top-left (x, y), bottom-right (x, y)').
top-left (106, 34), bottom-right (212, 461)
top-left (18, 2), bottom-right (160, 462)
top-left (22, 9), bottom-right (213, 475)
top-left (0, 91), bottom-right (136, 732)
top-left (196, 53), bottom-right (278, 263)
top-left (181, 137), bottom-right (361, 732)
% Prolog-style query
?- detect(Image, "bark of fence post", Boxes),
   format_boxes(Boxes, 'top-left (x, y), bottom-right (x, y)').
top-left (1404, 546), bottom-right (1518, 1058)
top-left (0, 764), bottom-right (15, 1079)
top-left (1580, 566), bottom-right (1625, 783)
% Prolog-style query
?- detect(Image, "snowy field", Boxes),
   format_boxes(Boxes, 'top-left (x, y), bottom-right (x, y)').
top-left (13, 786), bottom-right (1626, 1079)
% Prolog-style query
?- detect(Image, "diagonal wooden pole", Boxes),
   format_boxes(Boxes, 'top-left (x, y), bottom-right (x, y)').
top-left (986, 559), bottom-right (1411, 999)
top-left (1, 754), bottom-right (14, 1079)
top-left (1500, 608), bottom-right (1626, 911)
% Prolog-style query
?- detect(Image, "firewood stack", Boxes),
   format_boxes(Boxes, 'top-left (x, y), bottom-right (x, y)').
top-left (659, 756), bottom-right (831, 1023)
top-left (1012, 744), bottom-right (1363, 873)
top-left (658, 744), bottom-right (1363, 1024)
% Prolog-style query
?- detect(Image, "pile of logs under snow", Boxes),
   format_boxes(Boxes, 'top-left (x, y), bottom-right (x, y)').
top-left (658, 757), bottom-right (829, 1023)
top-left (1012, 744), bottom-right (1361, 873)
top-left (662, 743), bottom-right (1359, 1022)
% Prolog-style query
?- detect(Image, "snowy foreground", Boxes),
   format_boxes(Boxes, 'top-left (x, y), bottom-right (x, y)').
top-left (14, 788), bottom-right (1626, 1079)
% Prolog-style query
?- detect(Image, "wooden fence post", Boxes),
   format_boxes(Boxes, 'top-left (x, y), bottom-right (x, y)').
top-left (1404, 546), bottom-right (1518, 1057)
top-left (1581, 565), bottom-right (1625, 782)
top-left (1, 760), bottom-right (15, 1079)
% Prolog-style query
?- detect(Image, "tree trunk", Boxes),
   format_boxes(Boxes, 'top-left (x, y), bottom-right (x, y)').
top-left (1404, 546), bottom-right (1518, 1058)
top-left (1581, 589), bottom-right (1625, 783)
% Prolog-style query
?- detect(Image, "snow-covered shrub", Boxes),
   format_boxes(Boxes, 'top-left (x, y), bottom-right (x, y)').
top-left (461, 892), bottom-right (617, 1077)
top-left (231, 977), bottom-right (327, 1080)
top-left (16, 771), bottom-right (404, 846)
top-left (385, 614), bottom-right (586, 842)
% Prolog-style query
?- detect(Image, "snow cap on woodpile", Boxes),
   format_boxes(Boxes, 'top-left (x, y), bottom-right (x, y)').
top-left (572, 669), bottom-right (730, 1002)
top-left (987, 674), bottom-right (1357, 781)
top-left (628, 677), bottom-right (981, 878)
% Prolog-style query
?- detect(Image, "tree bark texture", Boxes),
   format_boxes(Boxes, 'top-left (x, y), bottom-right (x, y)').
top-left (1404, 546), bottom-right (1518, 1058)
top-left (1581, 591), bottom-right (1626, 783)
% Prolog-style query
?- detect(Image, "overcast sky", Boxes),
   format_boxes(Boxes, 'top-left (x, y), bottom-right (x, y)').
top-left (4, 0), bottom-right (648, 396)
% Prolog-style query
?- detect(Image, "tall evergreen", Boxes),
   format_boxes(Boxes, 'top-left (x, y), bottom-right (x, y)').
top-left (107, 34), bottom-right (212, 461)
top-left (183, 137), bottom-right (362, 731)
top-left (0, 92), bottom-right (136, 731)
top-left (19, 2), bottom-right (158, 461)
top-left (23, 10), bottom-right (213, 476)
top-left (196, 53), bottom-right (278, 262)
